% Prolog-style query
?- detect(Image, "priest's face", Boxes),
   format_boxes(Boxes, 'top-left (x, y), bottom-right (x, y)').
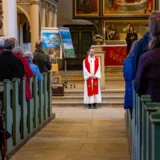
top-left (89, 48), bottom-right (95, 57)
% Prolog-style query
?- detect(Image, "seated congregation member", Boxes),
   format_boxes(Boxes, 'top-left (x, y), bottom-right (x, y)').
top-left (123, 40), bottom-right (138, 116)
top-left (24, 51), bottom-right (42, 81)
top-left (0, 39), bottom-right (24, 81)
top-left (83, 47), bottom-right (102, 109)
top-left (0, 36), bottom-right (6, 53)
top-left (9, 37), bottom-right (18, 49)
top-left (33, 41), bottom-right (52, 73)
top-left (135, 11), bottom-right (160, 102)
top-left (12, 47), bottom-right (34, 100)
top-left (131, 26), bottom-right (150, 79)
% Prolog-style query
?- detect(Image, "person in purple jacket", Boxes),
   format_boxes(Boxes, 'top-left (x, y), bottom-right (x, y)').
top-left (134, 11), bottom-right (160, 102)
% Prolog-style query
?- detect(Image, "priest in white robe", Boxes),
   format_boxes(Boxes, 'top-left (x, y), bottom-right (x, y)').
top-left (83, 47), bottom-right (102, 109)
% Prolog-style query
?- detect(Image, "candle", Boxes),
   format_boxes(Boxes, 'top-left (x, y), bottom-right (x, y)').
top-left (103, 27), bottom-right (105, 35)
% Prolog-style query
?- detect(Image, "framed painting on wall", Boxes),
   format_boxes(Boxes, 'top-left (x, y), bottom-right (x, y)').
top-left (73, 0), bottom-right (99, 17)
top-left (41, 27), bottom-right (62, 59)
top-left (103, 0), bottom-right (158, 17)
top-left (59, 27), bottom-right (76, 58)
top-left (104, 19), bottom-right (148, 42)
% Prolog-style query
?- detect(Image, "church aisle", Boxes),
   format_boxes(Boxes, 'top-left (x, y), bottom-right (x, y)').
top-left (11, 107), bottom-right (130, 160)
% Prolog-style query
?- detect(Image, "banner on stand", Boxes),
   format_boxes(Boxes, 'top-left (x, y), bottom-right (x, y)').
top-left (59, 27), bottom-right (76, 58)
top-left (41, 27), bottom-right (62, 59)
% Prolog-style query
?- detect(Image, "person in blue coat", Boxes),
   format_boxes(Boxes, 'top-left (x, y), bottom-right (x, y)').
top-left (131, 30), bottom-right (150, 79)
top-left (24, 51), bottom-right (42, 81)
top-left (123, 40), bottom-right (138, 114)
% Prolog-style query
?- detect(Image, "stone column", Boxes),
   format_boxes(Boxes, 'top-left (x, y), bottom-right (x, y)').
top-left (19, 24), bottom-right (23, 48)
top-left (41, 1), bottom-right (46, 28)
top-left (48, 5), bottom-right (53, 27)
top-left (53, 7), bottom-right (57, 27)
top-left (3, 0), bottom-right (17, 39)
top-left (30, 0), bottom-right (40, 52)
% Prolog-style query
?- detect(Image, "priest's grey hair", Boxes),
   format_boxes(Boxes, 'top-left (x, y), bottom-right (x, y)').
top-left (12, 46), bottom-right (24, 56)
top-left (148, 11), bottom-right (160, 50)
top-left (24, 51), bottom-right (33, 62)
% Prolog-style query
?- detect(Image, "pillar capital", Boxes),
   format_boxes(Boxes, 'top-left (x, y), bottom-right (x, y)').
top-left (41, 1), bottom-right (47, 9)
top-left (48, 5), bottom-right (54, 12)
top-left (0, 0), bottom-right (3, 30)
top-left (53, 6), bottom-right (57, 14)
top-left (30, 0), bottom-right (40, 5)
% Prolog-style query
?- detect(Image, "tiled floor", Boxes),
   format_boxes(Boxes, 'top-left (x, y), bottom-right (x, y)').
top-left (11, 107), bottom-right (130, 160)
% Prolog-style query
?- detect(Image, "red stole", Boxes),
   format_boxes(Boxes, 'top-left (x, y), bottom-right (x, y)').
top-left (85, 57), bottom-right (99, 96)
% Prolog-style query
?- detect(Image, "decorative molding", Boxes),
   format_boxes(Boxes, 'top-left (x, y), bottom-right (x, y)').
top-left (30, 0), bottom-right (40, 5)
top-left (41, 1), bottom-right (47, 9)
top-left (0, 0), bottom-right (3, 29)
top-left (46, 0), bottom-right (58, 5)
top-left (53, 6), bottom-right (57, 14)
top-left (48, 5), bottom-right (53, 12)
top-left (45, 2), bottom-right (50, 12)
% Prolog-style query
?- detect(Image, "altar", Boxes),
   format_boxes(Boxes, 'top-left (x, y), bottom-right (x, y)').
top-left (103, 40), bottom-right (127, 66)
top-left (91, 42), bottom-right (127, 89)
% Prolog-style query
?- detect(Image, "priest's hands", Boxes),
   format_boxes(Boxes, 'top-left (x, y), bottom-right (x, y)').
top-left (89, 76), bottom-right (97, 79)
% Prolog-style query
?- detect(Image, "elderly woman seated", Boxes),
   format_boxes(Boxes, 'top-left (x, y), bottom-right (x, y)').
top-left (12, 47), bottom-right (34, 100)
top-left (24, 51), bottom-right (42, 81)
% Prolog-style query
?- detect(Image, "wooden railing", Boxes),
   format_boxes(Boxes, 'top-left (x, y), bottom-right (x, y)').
top-left (0, 72), bottom-right (55, 159)
top-left (125, 88), bottom-right (160, 160)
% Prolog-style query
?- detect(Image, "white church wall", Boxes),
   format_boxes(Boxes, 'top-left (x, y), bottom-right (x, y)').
top-left (57, 0), bottom-right (92, 27)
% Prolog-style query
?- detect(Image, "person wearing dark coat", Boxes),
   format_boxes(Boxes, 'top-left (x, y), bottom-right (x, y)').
top-left (0, 39), bottom-right (24, 81)
top-left (131, 32), bottom-right (150, 79)
top-left (33, 41), bottom-right (52, 73)
top-left (123, 41), bottom-right (138, 113)
top-left (135, 11), bottom-right (160, 102)
top-left (126, 26), bottom-right (138, 55)
top-left (0, 36), bottom-right (6, 53)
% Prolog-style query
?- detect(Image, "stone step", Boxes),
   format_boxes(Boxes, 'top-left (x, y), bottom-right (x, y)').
top-left (52, 89), bottom-right (124, 107)
top-left (105, 66), bottom-right (123, 71)
top-left (59, 66), bottom-right (123, 75)
top-left (52, 95), bottom-right (124, 103)
top-left (62, 82), bottom-right (125, 90)
top-left (63, 89), bottom-right (124, 96)
top-left (52, 102), bottom-right (123, 108)
top-left (60, 72), bottom-right (123, 76)
top-left (60, 73), bottom-right (124, 81)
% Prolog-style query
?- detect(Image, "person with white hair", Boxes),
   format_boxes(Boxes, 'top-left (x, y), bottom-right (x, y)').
top-left (0, 39), bottom-right (24, 81)
top-left (12, 46), bottom-right (34, 100)
top-left (24, 51), bottom-right (42, 81)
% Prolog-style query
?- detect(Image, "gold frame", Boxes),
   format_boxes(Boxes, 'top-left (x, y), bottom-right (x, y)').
top-left (104, 19), bottom-right (148, 41)
top-left (74, 0), bottom-right (99, 17)
top-left (103, 0), bottom-right (156, 17)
